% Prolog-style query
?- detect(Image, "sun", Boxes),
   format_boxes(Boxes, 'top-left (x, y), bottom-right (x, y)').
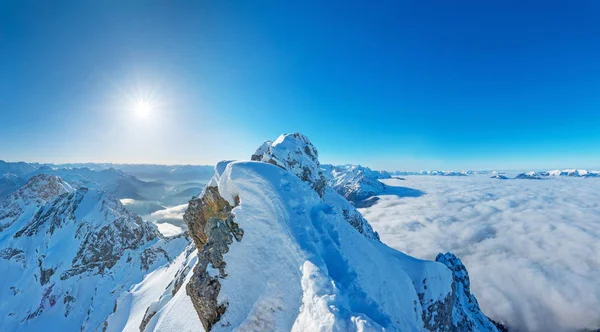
top-left (133, 100), bottom-right (153, 119)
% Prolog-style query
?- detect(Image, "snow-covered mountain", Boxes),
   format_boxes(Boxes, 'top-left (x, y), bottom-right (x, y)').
top-left (515, 172), bottom-right (543, 180)
top-left (26, 167), bottom-right (166, 201)
top-left (0, 174), bottom-right (189, 331)
top-left (136, 133), bottom-right (500, 331)
top-left (0, 135), bottom-right (506, 331)
top-left (0, 173), bottom-right (26, 201)
top-left (395, 170), bottom-right (469, 176)
top-left (44, 163), bottom-right (214, 183)
top-left (0, 161), bottom-right (213, 206)
top-left (539, 169), bottom-right (600, 177)
top-left (321, 164), bottom-right (391, 203)
top-left (0, 160), bottom-right (38, 177)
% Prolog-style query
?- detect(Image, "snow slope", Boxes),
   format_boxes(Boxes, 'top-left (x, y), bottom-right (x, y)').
top-left (321, 164), bottom-right (391, 203)
top-left (0, 175), bottom-right (189, 331)
top-left (167, 133), bottom-right (498, 331)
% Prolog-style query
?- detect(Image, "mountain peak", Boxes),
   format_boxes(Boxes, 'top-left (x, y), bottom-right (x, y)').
top-left (14, 174), bottom-right (73, 203)
top-left (251, 132), bottom-right (327, 197)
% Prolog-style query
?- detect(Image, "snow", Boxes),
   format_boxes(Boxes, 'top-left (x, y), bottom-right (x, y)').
top-left (359, 175), bottom-right (600, 332)
top-left (161, 160), bottom-right (490, 331)
top-left (0, 175), bottom-right (189, 331)
top-left (321, 164), bottom-right (390, 202)
top-left (105, 245), bottom-right (197, 332)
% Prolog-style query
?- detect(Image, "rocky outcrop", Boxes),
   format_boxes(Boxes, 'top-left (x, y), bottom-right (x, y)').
top-left (183, 186), bottom-right (243, 331)
top-left (251, 133), bottom-right (327, 197)
top-left (435, 252), bottom-right (500, 331)
top-left (0, 174), bottom-right (73, 232)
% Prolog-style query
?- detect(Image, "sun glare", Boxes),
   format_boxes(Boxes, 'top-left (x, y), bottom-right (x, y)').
top-left (134, 100), bottom-right (153, 119)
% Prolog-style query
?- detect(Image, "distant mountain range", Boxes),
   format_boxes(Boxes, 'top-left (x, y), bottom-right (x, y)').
top-left (394, 168), bottom-right (600, 178)
top-left (508, 170), bottom-right (600, 180)
top-left (0, 161), bottom-right (214, 208)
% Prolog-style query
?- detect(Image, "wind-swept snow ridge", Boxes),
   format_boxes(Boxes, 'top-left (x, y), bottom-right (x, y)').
top-left (182, 133), bottom-right (499, 331)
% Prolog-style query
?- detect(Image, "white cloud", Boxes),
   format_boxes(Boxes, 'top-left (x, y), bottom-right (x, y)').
top-left (360, 176), bottom-right (600, 332)
top-left (155, 222), bottom-right (184, 237)
top-left (149, 203), bottom-right (188, 222)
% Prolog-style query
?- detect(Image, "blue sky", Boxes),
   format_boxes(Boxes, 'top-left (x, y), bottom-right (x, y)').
top-left (1, 1), bottom-right (599, 170)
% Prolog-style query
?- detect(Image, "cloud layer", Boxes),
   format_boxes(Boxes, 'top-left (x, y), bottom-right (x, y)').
top-left (360, 176), bottom-right (600, 332)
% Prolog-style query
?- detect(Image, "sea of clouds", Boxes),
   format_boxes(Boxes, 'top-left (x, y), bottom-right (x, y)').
top-left (360, 175), bottom-right (600, 332)
top-left (147, 203), bottom-right (188, 236)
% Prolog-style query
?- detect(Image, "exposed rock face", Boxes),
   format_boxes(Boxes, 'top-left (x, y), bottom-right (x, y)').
top-left (0, 174), bottom-right (73, 232)
top-left (251, 133), bottom-right (327, 197)
top-left (435, 252), bottom-right (500, 331)
top-left (183, 185), bottom-right (243, 330)
top-left (10, 187), bottom-right (159, 278)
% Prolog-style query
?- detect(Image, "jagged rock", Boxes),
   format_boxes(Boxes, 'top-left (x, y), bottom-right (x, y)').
top-left (183, 185), bottom-right (243, 330)
top-left (140, 247), bottom-right (170, 271)
top-left (436, 252), bottom-right (500, 331)
top-left (0, 247), bottom-right (25, 266)
top-left (38, 257), bottom-right (55, 286)
top-left (0, 175), bottom-right (188, 331)
top-left (251, 133), bottom-right (327, 197)
top-left (0, 174), bottom-right (73, 232)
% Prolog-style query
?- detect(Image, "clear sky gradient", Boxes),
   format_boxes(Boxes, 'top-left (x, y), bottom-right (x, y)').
top-left (1, 1), bottom-right (599, 170)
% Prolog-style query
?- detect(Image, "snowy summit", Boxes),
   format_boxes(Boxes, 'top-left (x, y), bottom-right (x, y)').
top-left (144, 133), bottom-right (502, 331)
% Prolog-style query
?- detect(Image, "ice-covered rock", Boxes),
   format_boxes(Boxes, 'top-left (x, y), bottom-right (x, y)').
top-left (250, 133), bottom-right (327, 197)
top-left (436, 253), bottom-right (500, 331)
